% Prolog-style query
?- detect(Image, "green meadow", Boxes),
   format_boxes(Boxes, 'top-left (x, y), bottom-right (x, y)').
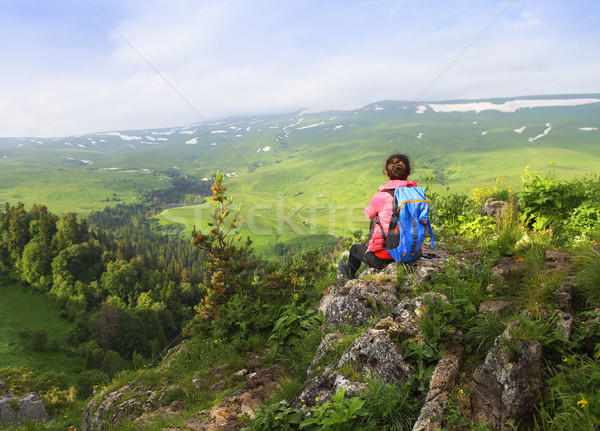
top-left (0, 279), bottom-right (83, 383)
top-left (1, 96), bottom-right (599, 252)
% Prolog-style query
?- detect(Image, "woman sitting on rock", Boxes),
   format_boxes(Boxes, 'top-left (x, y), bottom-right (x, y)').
top-left (338, 153), bottom-right (417, 280)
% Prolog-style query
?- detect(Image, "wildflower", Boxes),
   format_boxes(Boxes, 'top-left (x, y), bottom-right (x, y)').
top-left (302, 404), bottom-right (306, 409)
top-left (577, 398), bottom-right (589, 408)
top-left (274, 416), bottom-right (279, 420)
top-left (550, 160), bottom-right (555, 165)
top-left (316, 396), bottom-right (321, 401)
top-left (563, 357), bottom-right (568, 363)
top-left (458, 389), bottom-right (465, 395)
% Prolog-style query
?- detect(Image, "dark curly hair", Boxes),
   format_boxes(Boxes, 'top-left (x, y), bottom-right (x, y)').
top-left (384, 153), bottom-right (411, 180)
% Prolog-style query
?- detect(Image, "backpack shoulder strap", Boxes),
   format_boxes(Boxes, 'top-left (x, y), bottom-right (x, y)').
top-left (375, 189), bottom-right (396, 240)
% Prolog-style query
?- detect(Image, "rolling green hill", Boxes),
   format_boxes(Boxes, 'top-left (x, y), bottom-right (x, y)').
top-left (1, 94), bottom-right (599, 253)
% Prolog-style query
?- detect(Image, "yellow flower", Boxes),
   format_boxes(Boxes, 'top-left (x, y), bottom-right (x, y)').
top-left (577, 398), bottom-right (589, 408)
top-left (526, 165), bottom-right (530, 170)
top-left (458, 389), bottom-right (465, 395)
top-left (275, 416), bottom-right (279, 420)
top-left (563, 357), bottom-right (568, 363)
top-left (550, 160), bottom-right (555, 165)
top-left (316, 396), bottom-right (321, 401)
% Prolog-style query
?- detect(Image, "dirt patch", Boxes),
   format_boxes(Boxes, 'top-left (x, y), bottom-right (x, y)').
top-left (182, 365), bottom-right (287, 431)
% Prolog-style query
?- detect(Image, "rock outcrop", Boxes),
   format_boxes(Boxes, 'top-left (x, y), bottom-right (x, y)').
top-left (296, 292), bottom-right (449, 408)
top-left (0, 380), bottom-right (47, 425)
top-left (470, 322), bottom-right (543, 430)
top-left (482, 198), bottom-right (506, 217)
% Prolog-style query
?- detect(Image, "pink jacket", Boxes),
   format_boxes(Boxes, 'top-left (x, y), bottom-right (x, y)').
top-left (365, 179), bottom-right (418, 258)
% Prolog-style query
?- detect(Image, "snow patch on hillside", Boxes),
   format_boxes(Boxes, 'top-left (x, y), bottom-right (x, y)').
top-left (179, 130), bottom-right (196, 135)
top-left (514, 126), bottom-right (526, 134)
top-left (428, 98), bottom-right (600, 114)
top-left (211, 130), bottom-right (227, 134)
top-left (415, 105), bottom-right (427, 114)
top-left (481, 131), bottom-right (488, 135)
top-left (528, 123), bottom-right (552, 142)
top-left (417, 132), bottom-right (423, 139)
top-left (579, 127), bottom-right (598, 131)
top-left (334, 125), bottom-right (344, 130)
top-left (102, 132), bottom-right (142, 141)
top-left (284, 119), bottom-right (303, 130)
top-left (297, 121), bottom-right (325, 130)
top-left (185, 138), bottom-right (198, 145)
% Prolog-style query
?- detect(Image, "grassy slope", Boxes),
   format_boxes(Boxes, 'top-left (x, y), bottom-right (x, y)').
top-left (1, 97), bottom-right (599, 251)
top-left (153, 103), bottom-right (600, 253)
top-left (0, 280), bottom-right (83, 383)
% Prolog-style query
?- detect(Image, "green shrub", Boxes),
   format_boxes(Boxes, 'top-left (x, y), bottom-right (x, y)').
top-left (268, 294), bottom-right (324, 357)
top-left (465, 311), bottom-right (507, 357)
top-left (575, 248), bottom-right (600, 308)
top-left (534, 356), bottom-right (600, 430)
top-left (361, 379), bottom-right (421, 430)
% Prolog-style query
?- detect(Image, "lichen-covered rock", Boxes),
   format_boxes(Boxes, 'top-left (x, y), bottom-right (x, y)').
top-left (338, 328), bottom-right (411, 384)
top-left (478, 300), bottom-right (513, 314)
top-left (492, 257), bottom-right (525, 279)
top-left (482, 198), bottom-right (506, 217)
top-left (0, 386), bottom-right (47, 425)
top-left (306, 332), bottom-right (345, 377)
top-left (81, 385), bottom-right (131, 431)
top-left (17, 393), bottom-right (47, 423)
top-left (556, 311), bottom-right (574, 340)
top-left (0, 396), bottom-right (18, 424)
top-left (297, 294), bottom-right (448, 409)
top-left (470, 322), bottom-right (543, 431)
top-left (413, 347), bottom-right (463, 431)
top-left (324, 279), bottom-right (399, 327)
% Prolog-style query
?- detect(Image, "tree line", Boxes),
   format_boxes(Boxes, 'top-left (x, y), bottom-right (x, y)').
top-left (0, 194), bottom-right (208, 393)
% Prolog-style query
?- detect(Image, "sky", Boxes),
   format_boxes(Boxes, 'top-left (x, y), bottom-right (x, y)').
top-left (1, 0), bottom-right (599, 137)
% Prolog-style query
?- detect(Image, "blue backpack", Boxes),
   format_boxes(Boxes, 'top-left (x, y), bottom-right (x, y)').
top-left (377, 187), bottom-right (434, 263)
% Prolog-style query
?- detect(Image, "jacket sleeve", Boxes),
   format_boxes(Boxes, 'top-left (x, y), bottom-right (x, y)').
top-left (364, 192), bottom-right (383, 219)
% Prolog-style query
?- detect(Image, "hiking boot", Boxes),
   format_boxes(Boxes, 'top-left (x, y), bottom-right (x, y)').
top-left (337, 261), bottom-right (350, 286)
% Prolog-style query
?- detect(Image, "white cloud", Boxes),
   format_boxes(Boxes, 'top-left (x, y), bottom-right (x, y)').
top-left (0, 0), bottom-right (599, 137)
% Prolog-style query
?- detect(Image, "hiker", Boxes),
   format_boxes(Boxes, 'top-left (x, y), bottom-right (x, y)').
top-left (338, 153), bottom-right (417, 280)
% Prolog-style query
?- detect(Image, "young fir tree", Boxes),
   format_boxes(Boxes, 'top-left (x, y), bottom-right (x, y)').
top-left (190, 171), bottom-right (257, 326)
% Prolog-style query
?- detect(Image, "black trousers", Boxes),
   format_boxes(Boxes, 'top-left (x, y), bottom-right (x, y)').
top-left (347, 244), bottom-right (394, 278)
